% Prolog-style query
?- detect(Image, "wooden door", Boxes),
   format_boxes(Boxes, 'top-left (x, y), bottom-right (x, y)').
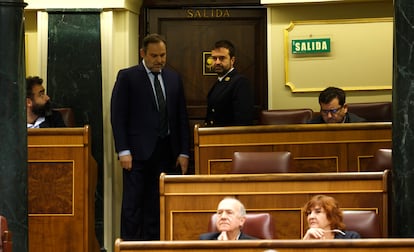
top-left (142, 4), bottom-right (267, 173)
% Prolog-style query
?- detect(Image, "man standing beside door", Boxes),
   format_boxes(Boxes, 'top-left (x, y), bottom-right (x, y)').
top-left (205, 40), bottom-right (254, 127)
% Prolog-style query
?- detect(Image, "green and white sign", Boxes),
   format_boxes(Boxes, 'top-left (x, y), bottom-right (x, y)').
top-left (291, 38), bottom-right (331, 54)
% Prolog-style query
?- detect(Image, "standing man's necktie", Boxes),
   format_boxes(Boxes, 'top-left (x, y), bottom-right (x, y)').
top-left (152, 72), bottom-right (168, 137)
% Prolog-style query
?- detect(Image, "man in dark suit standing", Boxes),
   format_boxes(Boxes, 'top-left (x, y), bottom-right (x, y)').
top-left (111, 33), bottom-right (190, 240)
top-left (200, 197), bottom-right (257, 240)
top-left (205, 40), bottom-right (254, 127)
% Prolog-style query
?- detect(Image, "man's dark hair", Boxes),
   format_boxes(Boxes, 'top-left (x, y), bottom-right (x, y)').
top-left (142, 33), bottom-right (167, 53)
top-left (26, 76), bottom-right (43, 99)
top-left (214, 40), bottom-right (235, 58)
top-left (318, 87), bottom-right (346, 106)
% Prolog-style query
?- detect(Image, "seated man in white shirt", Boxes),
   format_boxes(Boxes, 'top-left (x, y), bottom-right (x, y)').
top-left (199, 197), bottom-right (257, 240)
top-left (26, 76), bottom-right (66, 128)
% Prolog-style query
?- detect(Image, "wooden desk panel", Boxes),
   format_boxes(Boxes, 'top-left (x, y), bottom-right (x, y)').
top-left (28, 126), bottom-right (99, 252)
top-left (159, 171), bottom-right (389, 240)
top-left (194, 123), bottom-right (392, 174)
top-left (115, 239), bottom-right (414, 252)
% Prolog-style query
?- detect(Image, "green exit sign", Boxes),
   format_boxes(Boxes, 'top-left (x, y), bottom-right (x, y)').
top-left (292, 38), bottom-right (331, 54)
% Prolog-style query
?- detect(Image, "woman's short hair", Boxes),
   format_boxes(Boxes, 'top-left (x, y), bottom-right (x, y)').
top-left (303, 195), bottom-right (345, 230)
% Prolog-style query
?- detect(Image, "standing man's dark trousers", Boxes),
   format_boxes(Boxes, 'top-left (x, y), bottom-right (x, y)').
top-left (121, 136), bottom-right (175, 240)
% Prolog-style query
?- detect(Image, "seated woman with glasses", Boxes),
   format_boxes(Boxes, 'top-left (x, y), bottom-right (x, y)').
top-left (308, 86), bottom-right (366, 123)
top-left (302, 195), bottom-right (360, 239)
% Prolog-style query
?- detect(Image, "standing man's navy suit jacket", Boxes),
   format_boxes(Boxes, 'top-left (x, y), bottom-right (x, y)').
top-left (111, 63), bottom-right (190, 160)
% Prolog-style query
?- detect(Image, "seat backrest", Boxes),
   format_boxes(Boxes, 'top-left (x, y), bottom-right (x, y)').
top-left (259, 109), bottom-right (313, 125)
top-left (52, 108), bottom-right (76, 127)
top-left (232, 151), bottom-right (292, 174)
top-left (367, 148), bottom-right (392, 172)
top-left (342, 210), bottom-right (381, 238)
top-left (347, 102), bottom-right (392, 122)
top-left (208, 213), bottom-right (275, 239)
top-left (0, 215), bottom-right (12, 252)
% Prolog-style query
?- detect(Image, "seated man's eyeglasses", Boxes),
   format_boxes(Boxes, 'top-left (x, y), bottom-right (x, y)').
top-left (321, 106), bottom-right (342, 115)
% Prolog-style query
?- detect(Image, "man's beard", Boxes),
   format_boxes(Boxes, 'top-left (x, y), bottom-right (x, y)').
top-left (214, 65), bottom-right (230, 77)
top-left (32, 101), bottom-right (52, 117)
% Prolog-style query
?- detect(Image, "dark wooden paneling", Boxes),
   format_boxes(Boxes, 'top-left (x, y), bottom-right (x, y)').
top-left (28, 162), bottom-right (73, 214)
top-left (194, 123), bottom-right (392, 174)
top-left (145, 8), bottom-right (267, 120)
top-left (28, 127), bottom-right (99, 252)
top-left (159, 172), bottom-right (389, 240)
top-left (143, 7), bottom-right (268, 173)
top-left (115, 239), bottom-right (414, 252)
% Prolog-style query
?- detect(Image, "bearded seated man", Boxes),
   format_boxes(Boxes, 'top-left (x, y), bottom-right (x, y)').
top-left (199, 197), bottom-right (257, 240)
top-left (26, 76), bottom-right (66, 128)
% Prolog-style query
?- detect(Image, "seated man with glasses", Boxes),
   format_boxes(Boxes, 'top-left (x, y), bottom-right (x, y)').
top-left (308, 87), bottom-right (366, 124)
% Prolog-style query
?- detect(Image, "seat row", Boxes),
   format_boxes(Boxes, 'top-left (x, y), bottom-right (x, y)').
top-left (54, 102), bottom-right (392, 127)
top-left (259, 101), bottom-right (392, 124)
top-left (207, 211), bottom-right (381, 239)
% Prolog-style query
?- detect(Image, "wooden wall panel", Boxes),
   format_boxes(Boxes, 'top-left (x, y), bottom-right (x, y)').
top-left (143, 7), bottom-right (267, 173)
top-left (159, 171), bottom-right (389, 241)
top-left (194, 123), bottom-right (392, 174)
top-left (27, 127), bottom-right (99, 252)
top-left (28, 161), bottom-right (73, 214)
top-left (145, 8), bottom-right (267, 120)
top-left (114, 239), bottom-right (414, 252)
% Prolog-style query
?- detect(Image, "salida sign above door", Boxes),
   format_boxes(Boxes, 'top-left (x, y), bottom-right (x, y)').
top-left (291, 38), bottom-right (331, 54)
